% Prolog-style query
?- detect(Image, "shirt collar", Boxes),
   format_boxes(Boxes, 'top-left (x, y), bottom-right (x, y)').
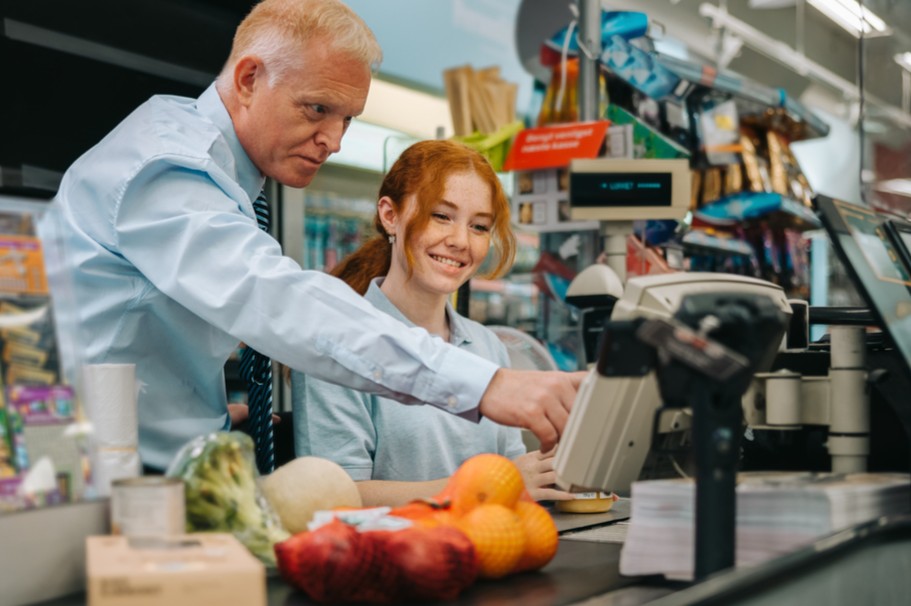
top-left (365, 278), bottom-right (472, 347)
top-left (196, 83), bottom-right (265, 202)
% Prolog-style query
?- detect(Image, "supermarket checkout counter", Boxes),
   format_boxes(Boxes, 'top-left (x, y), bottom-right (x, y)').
top-left (29, 195), bottom-right (911, 605)
top-left (262, 508), bottom-right (911, 606)
top-left (260, 502), bottom-right (682, 606)
top-left (33, 508), bottom-right (911, 606)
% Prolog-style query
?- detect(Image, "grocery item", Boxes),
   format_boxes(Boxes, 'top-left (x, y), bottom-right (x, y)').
top-left (275, 519), bottom-right (391, 603)
top-left (274, 454), bottom-right (561, 601)
top-left (436, 454), bottom-right (559, 578)
top-left (443, 452), bottom-right (525, 515)
top-left (555, 491), bottom-right (619, 513)
top-left (274, 513), bottom-right (478, 603)
top-left (258, 456), bottom-right (362, 534)
top-left (740, 130), bottom-right (764, 193)
top-left (514, 500), bottom-right (560, 572)
top-left (165, 431), bottom-right (289, 567)
top-left (457, 503), bottom-right (526, 578)
top-left (110, 476), bottom-right (185, 536)
top-left (379, 524), bottom-right (478, 600)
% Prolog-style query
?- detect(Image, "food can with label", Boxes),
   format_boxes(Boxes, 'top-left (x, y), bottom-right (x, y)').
top-left (110, 477), bottom-right (186, 536)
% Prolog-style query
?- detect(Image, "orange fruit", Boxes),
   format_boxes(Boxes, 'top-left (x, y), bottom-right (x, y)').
top-left (457, 503), bottom-right (526, 579)
top-left (430, 509), bottom-right (459, 528)
top-left (513, 500), bottom-right (559, 573)
top-left (447, 454), bottom-right (525, 516)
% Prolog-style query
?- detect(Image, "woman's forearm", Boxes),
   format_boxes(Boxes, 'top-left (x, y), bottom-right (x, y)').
top-left (357, 478), bottom-right (449, 508)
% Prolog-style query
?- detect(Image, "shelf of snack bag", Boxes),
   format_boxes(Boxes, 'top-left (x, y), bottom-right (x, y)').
top-left (535, 9), bottom-right (827, 297)
top-left (0, 195), bottom-right (115, 606)
top-left (0, 196), bottom-right (91, 513)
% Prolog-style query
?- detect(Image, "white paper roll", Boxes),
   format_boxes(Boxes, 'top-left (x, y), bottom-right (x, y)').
top-left (82, 364), bottom-right (139, 448)
top-left (91, 449), bottom-right (142, 497)
top-left (82, 364), bottom-right (141, 495)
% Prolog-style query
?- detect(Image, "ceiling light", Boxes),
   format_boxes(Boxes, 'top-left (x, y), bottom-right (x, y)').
top-left (806, 0), bottom-right (890, 38)
top-left (895, 52), bottom-right (911, 72)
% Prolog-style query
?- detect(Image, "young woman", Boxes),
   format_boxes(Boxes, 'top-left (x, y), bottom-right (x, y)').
top-left (292, 140), bottom-right (573, 507)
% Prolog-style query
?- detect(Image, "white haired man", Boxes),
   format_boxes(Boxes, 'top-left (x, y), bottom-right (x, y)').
top-left (49, 0), bottom-right (583, 472)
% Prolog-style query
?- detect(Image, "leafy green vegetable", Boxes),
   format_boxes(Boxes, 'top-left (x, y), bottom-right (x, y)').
top-left (166, 432), bottom-right (290, 567)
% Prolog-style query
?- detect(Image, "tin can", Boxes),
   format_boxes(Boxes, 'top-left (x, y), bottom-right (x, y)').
top-left (110, 477), bottom-right (186, 536)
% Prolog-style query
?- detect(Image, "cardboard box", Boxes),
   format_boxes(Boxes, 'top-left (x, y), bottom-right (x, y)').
top-left (86, 534), bottom-right (266, 606)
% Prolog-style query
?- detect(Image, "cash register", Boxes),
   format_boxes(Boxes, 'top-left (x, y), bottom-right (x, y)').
top-left (553, 191), bottom-right (911, 580)
top-left (556, 195), bottom-right (911, 498)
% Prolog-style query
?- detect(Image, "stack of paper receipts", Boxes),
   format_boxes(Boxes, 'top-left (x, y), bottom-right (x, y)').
top-left (619, 471), bottom-right (911, 580)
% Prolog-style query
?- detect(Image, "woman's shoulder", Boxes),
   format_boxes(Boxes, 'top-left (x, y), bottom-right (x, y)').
top-left (450, 313), bottom-right (510, 364)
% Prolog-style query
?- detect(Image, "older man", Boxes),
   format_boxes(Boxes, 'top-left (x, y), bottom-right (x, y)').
top-left (49, 0), bottom-right (583, 472)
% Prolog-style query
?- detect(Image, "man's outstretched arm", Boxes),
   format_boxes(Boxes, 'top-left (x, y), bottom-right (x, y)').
top-left (478, 368), bottom-right (586, 452)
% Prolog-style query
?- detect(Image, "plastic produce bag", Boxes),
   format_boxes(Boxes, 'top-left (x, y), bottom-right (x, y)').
top-left (166, 431), bottom-right (290, 567)
top-left (275, 508), bottom-right (478, 603)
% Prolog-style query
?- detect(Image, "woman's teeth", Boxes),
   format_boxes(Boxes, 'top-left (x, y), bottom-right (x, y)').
top-left (431, 255), bottom-right (463, 267)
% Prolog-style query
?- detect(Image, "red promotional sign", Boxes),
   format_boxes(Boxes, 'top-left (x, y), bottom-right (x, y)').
top-left (504, 121), bottom-right (610, 171)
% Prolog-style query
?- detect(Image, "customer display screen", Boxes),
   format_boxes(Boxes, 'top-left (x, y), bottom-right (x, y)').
top-left (571, 172), bottom-right (673, 207)
top-left (816, 195), bottom-right (911, 376)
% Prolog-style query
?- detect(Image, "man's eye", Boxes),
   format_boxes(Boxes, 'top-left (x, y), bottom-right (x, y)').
top-left (310, 104), bottom-right (328, 115)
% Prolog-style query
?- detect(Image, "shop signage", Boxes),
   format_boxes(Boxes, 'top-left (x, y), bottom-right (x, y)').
top-left (504, 121), bottom-right (610, 172)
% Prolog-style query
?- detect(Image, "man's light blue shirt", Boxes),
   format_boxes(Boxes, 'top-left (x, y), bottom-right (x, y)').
top-left (293, 279), bottom-right (525, 481)
top-left (48, 84), bottom-right (499, 470)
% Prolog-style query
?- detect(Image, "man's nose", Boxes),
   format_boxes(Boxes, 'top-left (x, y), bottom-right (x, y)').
top-left (316, 119), bottom-right (346, 153)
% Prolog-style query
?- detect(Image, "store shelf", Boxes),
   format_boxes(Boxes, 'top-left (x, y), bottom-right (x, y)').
top-left (654, 54), bottom-right (830, 141)
top-left (695, 192), bottom-right (821, 230)
top-left (682, 230), bottom-right (754, 257)
top-left (585, 29), bottom-right (828, 144)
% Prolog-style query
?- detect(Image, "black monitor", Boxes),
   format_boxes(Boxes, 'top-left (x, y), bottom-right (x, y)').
top-left (815, 196), bottom-right (911, 378)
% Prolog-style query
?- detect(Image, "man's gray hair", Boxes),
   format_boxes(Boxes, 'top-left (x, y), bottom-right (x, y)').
top-left (216, 0), bottom-right (382, 88)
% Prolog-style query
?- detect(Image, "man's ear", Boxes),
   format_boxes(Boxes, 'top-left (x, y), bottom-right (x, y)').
top-left (233, 56), bottom-right (263, 108)
top-left (377, 196), bottom-right (398, 235)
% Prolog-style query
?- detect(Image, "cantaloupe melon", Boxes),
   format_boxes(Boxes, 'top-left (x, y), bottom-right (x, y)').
top-left (258, 456), bottom-right (362, 533)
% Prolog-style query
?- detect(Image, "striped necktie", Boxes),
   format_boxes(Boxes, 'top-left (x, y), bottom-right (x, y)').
top-left (239, 190), bottom-right (274, 475)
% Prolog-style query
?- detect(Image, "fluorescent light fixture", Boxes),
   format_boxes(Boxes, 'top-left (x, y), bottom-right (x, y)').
top-left (895, 52), bottom-right (911, 72)
top-left (328, 77), bottom-right (454, 172)
top-left (328, 120), bottom-right (415, 173)
top-left (361, 78), bottom-right (453, 140)
top-left (806, 0), bottom-right (890, 38)
top-left (699, 3), bottom-right (911, 129)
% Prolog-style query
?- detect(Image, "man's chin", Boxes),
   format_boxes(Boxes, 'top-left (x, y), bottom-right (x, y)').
top-left (274, 169), bottom-right (319, 189)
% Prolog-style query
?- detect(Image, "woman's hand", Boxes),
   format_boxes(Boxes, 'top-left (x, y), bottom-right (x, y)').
top-left (512, 448), bottom-right (575, 502)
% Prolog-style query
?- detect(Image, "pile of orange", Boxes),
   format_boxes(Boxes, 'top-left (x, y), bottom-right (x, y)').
top-left (391, 453), bottom-right (559, 579)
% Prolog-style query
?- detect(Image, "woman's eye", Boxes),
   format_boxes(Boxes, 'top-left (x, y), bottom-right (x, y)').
top-left (472, 224), bottom-right (491, 233)
top-left (432, 212), bottom-right (450, 221)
